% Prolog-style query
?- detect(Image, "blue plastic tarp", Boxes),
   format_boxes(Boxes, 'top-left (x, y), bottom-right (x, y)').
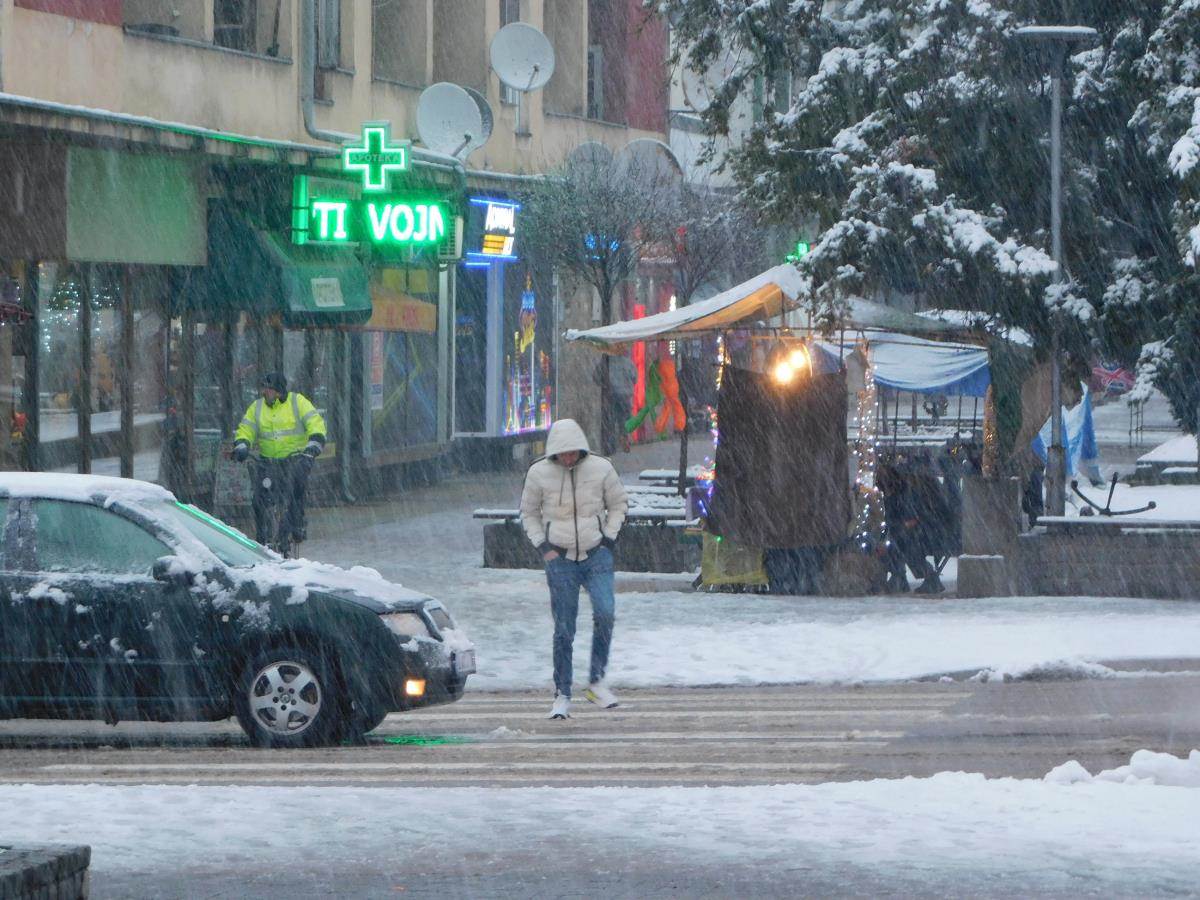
top-left (814, 333), bottom-right (991, 397)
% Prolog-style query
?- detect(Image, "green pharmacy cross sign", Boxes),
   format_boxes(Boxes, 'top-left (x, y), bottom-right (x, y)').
top-left (292, 122), bottom-right (450, 250)
top-left (343, 121), bottom-right (410, 192)
top-left (786, 241), bottom-right (811, 264)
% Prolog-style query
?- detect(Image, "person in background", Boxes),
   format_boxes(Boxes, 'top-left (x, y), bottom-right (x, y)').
top-left (520, 418), bottom-right (629, 719)
top-left (232, 372), bottom-right (325, 549)
top-left (878, 459), bottom-right (944, 594)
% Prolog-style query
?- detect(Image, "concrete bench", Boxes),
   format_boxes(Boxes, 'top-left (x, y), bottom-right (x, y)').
top-left (1036, 515), bottom-right (1200, 534)
top-left (474, 506), bottom-right (698, 572)
top-left (638, 467), bottom-right (700, 488)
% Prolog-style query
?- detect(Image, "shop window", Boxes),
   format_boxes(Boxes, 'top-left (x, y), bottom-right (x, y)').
top-left (0, 266), bottom-right (27, 471)
top-left (283, 329), bottom-right (334, 417)
top-left (366, 266), bottom-right (441, 457)
top-left (502, 268), bottom-right (554, 435)
top-left (36, 263), bottom-right (84, 469)
top-left (130, 269), bottom-right (171, 480)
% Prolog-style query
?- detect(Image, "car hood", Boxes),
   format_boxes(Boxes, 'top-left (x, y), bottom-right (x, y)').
top-left (251, 559), bottom-right (433, 613)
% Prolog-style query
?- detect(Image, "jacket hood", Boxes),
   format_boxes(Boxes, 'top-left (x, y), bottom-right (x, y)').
top-left (544, 418), bottom-right (590, 458)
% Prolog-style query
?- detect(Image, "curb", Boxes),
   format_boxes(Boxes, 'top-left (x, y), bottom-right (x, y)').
top-left (0, 844), bottom-right (91, 900)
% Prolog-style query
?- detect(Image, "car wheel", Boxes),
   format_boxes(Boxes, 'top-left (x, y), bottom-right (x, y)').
top-left (235, 645), bottom-right (344, 748)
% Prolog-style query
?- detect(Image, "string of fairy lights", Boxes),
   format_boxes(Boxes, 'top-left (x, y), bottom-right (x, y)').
top-left (851, 342), bottom-right (889, 554)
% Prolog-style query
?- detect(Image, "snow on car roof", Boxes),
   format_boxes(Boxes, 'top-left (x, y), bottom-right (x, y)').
top-left (0, 472), bottom-right (175, 502)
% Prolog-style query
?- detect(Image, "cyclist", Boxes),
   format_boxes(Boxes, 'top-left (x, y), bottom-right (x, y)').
top-left (232, 372), bottom-right (326, 549)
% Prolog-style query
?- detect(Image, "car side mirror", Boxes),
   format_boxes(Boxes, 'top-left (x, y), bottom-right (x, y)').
top-left (152, 556), bottom-right (195, 587)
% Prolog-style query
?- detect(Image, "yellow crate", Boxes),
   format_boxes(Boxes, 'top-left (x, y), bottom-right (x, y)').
top-left (700, 532), bottom-right (768, 587)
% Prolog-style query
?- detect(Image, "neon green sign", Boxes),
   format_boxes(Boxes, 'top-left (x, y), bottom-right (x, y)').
top-left (302, 196), bottom-right (447, 246)
top-left (289, 123), bottom-right (449, 249)
top-left (786, 241), bottom-right (811, 263)
top-left (342, 121), bottom-right (410, 192)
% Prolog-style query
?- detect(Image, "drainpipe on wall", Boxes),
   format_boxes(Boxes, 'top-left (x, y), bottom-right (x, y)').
top-left (297, 0), bottom-right (468, 504)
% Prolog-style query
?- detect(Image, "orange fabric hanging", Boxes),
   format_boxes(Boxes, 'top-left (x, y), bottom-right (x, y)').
top-left (655, 358), bottom-right (687, 433)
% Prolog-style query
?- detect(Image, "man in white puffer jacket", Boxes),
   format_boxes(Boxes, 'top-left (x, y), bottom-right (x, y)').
top-left (520, 418), bottom-right (628, 719)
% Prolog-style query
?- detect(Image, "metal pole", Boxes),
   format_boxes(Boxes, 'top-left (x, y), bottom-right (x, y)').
top-left (1046, 44), bottom-right (1067, 517)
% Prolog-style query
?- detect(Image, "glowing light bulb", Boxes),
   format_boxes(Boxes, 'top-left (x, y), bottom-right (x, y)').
top-left (773, 360), bottom-right (794, 384)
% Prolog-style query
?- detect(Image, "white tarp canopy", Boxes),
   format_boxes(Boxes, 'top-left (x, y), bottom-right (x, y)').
top-left (564, 264), bottom-right (961, 352)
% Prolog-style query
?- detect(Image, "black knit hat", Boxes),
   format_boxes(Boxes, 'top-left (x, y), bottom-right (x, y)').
top-left (259, 371), bottom-right (287, 394)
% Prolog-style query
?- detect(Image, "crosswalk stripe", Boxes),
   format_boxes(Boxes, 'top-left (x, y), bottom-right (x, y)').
top-left (401, 708), bottom-right (954, 721)
top-left (39, 761), bottom-right (846, 773)
top-left (454, 692), bottom-right (971, 705)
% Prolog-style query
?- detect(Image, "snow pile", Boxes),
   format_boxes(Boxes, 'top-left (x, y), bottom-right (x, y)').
top-left (970, 658), bottom-right (1117, 683)
top-left (1046, 749), bottom-right (1200, 788)
top-left (1138, 433), bottom-right (1198, 464)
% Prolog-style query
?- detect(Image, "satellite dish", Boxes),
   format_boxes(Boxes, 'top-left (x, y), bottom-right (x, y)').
top-left (567, 141), bottom-right (614, 173)
top-left (463, 86), bottom-right (495, 145)
top-left (614, 138), bottom-right (684, 188)
top-left (416, 82), bottom-right (491, 159)
top-left (490, 22), bottom-right (556, 92)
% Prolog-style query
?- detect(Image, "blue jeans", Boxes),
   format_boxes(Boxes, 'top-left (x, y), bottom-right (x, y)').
top-left (545, 546), bottom-right (616, 697)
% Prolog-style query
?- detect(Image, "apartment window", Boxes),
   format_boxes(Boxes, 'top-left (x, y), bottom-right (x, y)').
top-left (587, 45), bottom-right (604, 120)
top-left (317, 0), bottom-right (342, 68)
top-left (214, 0), bottom-right (258, 53)
top-left (499, 0), bottom-right (520, 105)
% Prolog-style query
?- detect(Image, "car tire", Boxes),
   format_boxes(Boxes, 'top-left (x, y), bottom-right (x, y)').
top-left (235, 644), bottom-right (345, 748)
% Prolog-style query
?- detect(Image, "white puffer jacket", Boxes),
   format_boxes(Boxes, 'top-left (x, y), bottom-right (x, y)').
top-left (520, 419), bottom-right (628, 561)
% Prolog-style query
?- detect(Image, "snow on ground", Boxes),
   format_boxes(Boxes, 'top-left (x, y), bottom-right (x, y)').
top-left (459, 590), bottom-right (1200, 691)
top-left (300, 464), bottom-right (1200, 696)
top-left (2, 750), bottom-right (1198, 894)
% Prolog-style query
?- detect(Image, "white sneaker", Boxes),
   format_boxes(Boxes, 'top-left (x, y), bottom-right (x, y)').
top-left (548, 693), bottom-right (571, 719)
top-left (584, 681), bottom-right (619, 709)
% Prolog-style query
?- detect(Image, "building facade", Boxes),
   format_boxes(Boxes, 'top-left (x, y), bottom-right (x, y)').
top-left (0, 0), bottom-right (670, 498)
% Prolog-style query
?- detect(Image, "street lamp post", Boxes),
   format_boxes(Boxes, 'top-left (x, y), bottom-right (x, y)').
top-left (1014, 25), bottom-right (1098, 517)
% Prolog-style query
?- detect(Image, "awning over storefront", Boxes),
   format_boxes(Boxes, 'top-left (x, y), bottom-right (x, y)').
top-left (564, 264), bottom-right (964, 351)
top-left (204, 207), bottom-right (371, 326)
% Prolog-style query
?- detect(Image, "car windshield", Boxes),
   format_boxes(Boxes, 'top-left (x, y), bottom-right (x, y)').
top-left (155, 501), bottom-right (273, 568)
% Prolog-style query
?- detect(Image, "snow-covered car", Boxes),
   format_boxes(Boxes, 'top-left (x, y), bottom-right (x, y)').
top-left (0, 473), bottom-right (474, 747)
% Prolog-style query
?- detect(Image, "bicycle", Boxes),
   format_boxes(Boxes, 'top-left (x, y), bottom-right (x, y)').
top-left (247, 452), bottom-right (312, 558)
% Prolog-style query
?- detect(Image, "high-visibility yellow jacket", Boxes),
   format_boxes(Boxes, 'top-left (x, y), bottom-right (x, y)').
top-left (234, 392), bottom-right (326, 459)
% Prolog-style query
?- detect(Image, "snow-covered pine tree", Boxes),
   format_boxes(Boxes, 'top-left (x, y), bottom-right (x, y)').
top-left (659, 0), bottom-right (1200, 431)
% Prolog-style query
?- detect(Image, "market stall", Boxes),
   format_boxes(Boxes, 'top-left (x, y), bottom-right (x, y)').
top-left (566, 266), bottom-right (988, 593)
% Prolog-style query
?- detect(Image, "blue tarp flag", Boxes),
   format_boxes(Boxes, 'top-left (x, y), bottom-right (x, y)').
top-left (813, 333), bottom-right (991, 396)
top-left (1032, 385), bottom-right (1101, 482)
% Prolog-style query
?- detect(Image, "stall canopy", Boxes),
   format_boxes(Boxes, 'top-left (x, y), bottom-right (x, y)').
top-left (203, 206), bottom-right (372, 327)
top-left (815, 333), bottom-right (991, 397)
top-left (565, 264), bottom-right (962, 352)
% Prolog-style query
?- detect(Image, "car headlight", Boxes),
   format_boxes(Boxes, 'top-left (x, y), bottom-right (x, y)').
top-left (381, 612), bottom-right (430, 638)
